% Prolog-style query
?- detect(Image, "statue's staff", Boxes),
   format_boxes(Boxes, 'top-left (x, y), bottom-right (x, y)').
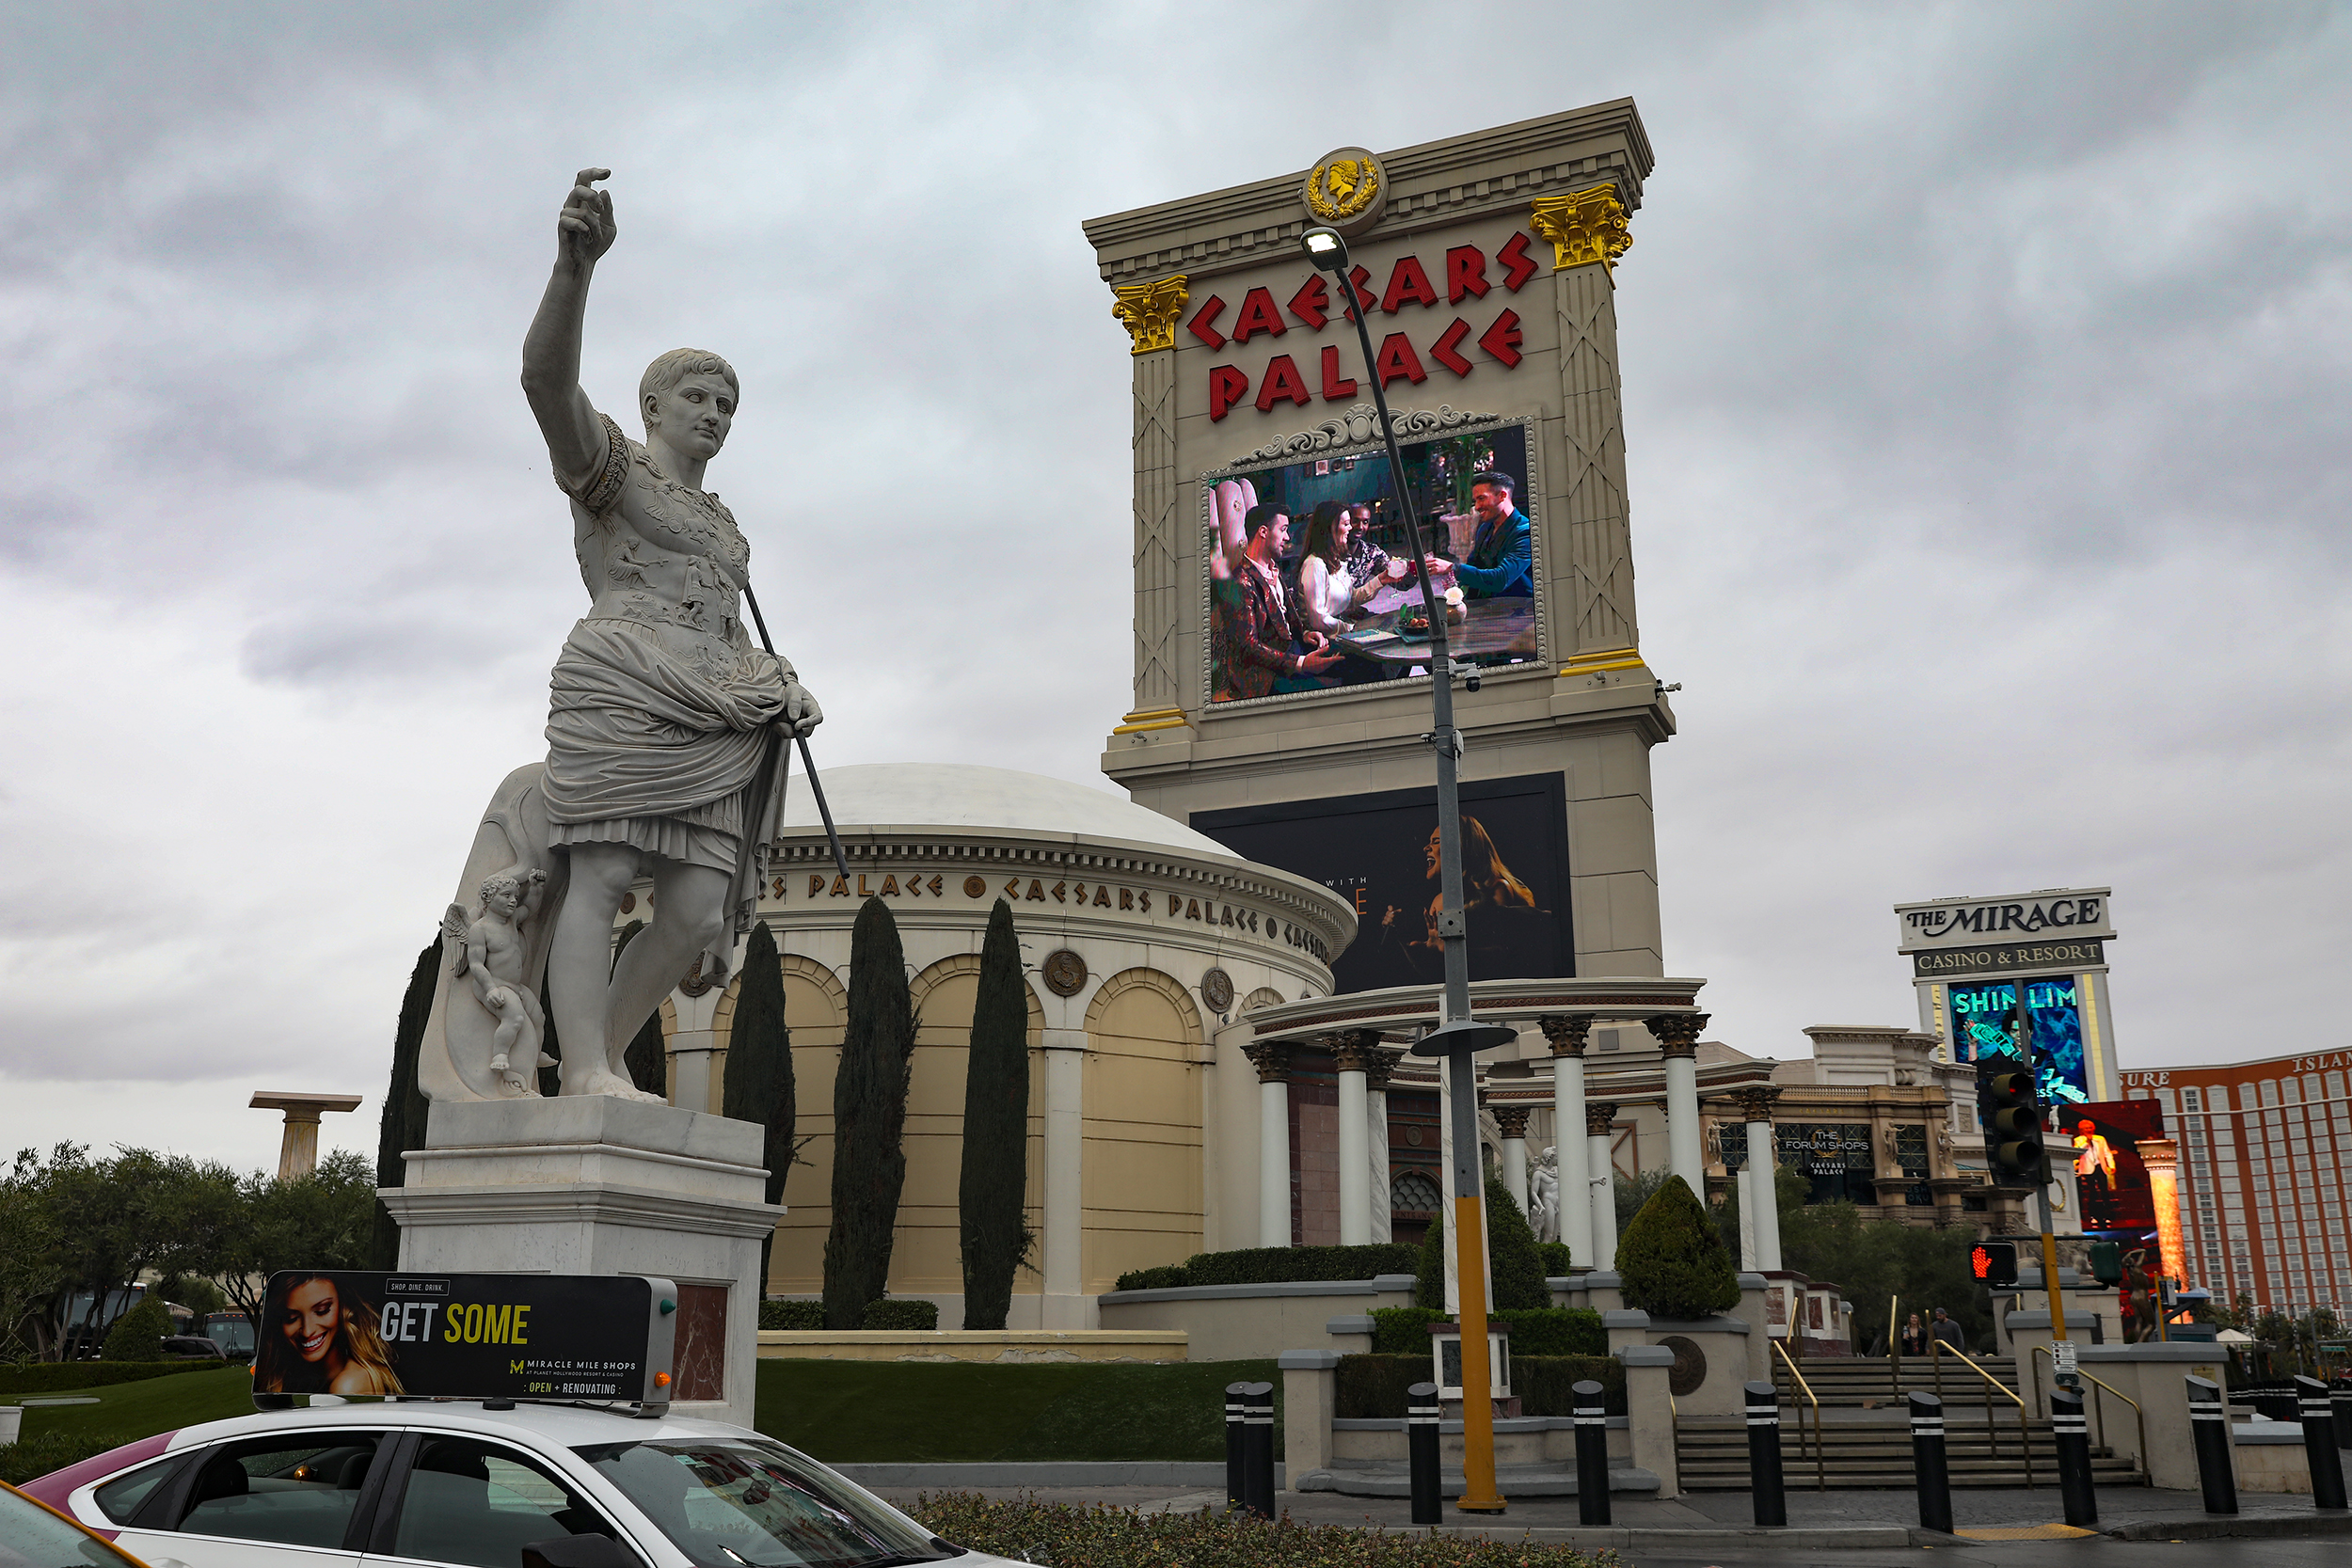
top-left (743, 584), bottom-right (850, 881)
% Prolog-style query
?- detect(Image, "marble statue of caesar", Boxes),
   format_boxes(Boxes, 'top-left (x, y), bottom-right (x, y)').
top-left (518, 167), bottom-right (822, 1099)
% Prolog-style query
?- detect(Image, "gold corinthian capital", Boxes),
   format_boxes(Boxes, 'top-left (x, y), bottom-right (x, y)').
top-left (1110, 274), bottom-right (1189, 355)
top-left (1529, 185), bottom-right (1632, 275)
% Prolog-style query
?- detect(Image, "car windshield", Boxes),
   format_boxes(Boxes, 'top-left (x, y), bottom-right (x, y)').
top-left (574, 1440), bottom-right (948, 1568)
top-left (0, 1481), bottom-right (144, 1568)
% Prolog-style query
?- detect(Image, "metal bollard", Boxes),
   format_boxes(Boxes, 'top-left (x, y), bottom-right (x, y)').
top-left (1572, 1378), bottom-right (1611, 1527)
top-left (2296, 1375), bottom-right (2348, 1511)
top-left (1225, 1381), bottom-right (1247, 1513)
top-left (2051, 1386), bottom-right (2098, 1528)
top-left (1240, 1380), bottom-right (1276, 1518)
top-left (1745, 1379), bottom-right (1786, 1528)
top-left (1406, 1381), bottom-right (1441, 1526)
top-left (1910, 1391), bottom-right (1952, 1535)
top-left (2332, 1373), bottom-right (2352, 1452)
top-left (2186, 1374), bottom-right (2237, 1515)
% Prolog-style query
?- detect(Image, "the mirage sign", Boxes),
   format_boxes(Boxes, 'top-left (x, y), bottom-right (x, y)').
top-left (1894, 888), bottom-right (2114, 954)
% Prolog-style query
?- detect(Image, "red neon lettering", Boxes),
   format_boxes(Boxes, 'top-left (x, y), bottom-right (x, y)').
top-left (1186, 295), bottom-right (1228, 350)
top-left (1231, 287), bottom-right (1287, 343)
top-left (1429, 318), bottom-right (1474, 376)
top-left (1287, 276), bottom-right (1329, 330)
top-left (1254, 354), bottom-right (1311, 412)
top-left (1477, 309), bottom-right (1523, 369)
top-left (1374, 333), bottom-right (1426, 388)
top-left (1445, 245), bottom-right (1489, 303)
top-left (1319, 345), bottom-right (1359, 401)
top-left (1496, 232), bottom-right (1538, 292)
top-left (1209, 365), bottom-right (1250, 421)
top-left (1380, 255), bottom-right (1438, 313)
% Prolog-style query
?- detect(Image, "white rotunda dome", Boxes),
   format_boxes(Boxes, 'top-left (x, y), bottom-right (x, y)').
top-left (776, 762), bottom-right (1237, 859)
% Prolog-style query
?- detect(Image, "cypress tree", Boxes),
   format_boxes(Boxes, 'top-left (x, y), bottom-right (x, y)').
top-left (1411, 1173), bottom-right (1550, 1311)
top-left (822, 897), bottom-right (913, 1328)
top-left (612, 920), bottom-right (669, 1098)
top-left (958, 899), bottom-right (1031, 1329)
top-left (373, 941), bottom-right (439, 1269)
top-left (1616, 1174), bottom-right (1740, 1320)
top-left (723, 922), bottom-right (796, 1288)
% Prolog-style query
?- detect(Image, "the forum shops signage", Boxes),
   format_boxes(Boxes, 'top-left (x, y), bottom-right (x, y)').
top-left (1893, 888), bottom-right (2114, 954)
top-left (253, 1272), bottom-right (676, 1404)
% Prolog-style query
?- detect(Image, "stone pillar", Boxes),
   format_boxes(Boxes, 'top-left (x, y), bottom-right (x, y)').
top-left (1495, 1105), bottom-right (1533, 1215)
top-left (1331, 1032), bottom-right (1379, 1246)
top-left (1735, 1085), bottom-right (1784, 1272)
top-left (1539, 1014), bottom-right (1596, 1270)
top-left (1587, 1101), bottom-right (1621, 1272)
top-left (1107, 276), bottom-right (1189, 736)
top-left (1246, 1041), bottom-right (1294, 1248)
top-left (250, 1092), bottom-right (361, 1180)
top-left (1041, 1026), bottom-right (1089, 1327)
top-left (666, 973), bottom-right (728, 1116)
top-left (1279, 1349), bottom-right (1341, 1485)
top-left (1363, 1047), bottom-right (1401, 1244)
top-left (1617, 1343), bottom-right (1680, 1498)
top-left (1645, 1012), bottom-right (1708, 1195)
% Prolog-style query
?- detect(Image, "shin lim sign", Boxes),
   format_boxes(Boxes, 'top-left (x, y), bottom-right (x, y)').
top-left (253, 1272), bottom-right (677, 1405)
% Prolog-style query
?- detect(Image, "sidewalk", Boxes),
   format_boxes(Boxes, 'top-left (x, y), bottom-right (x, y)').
top-left (869, 1478), bottom-right (2352, 1546)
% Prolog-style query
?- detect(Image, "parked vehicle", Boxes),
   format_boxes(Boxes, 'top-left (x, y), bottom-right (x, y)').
top-left (193, 1313), bottom-right (255, 1359)
top-left (24, 1400), bottom-right (1028, 1568)
top-left (0, 1477), bottom-right (154, 1566)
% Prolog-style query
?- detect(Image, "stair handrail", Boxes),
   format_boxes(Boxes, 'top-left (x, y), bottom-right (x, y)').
top-left (1929, 1335), bottom-right (2034, 1488)
top-left (1888, 1292), bottom-right (1901, 1401)
top-left (2029, 1342), bottom-right (2145, 1473)
top-left (1769, 1335), bottom-right (1827, 1492)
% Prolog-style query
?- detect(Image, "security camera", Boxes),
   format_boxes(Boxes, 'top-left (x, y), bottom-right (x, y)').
top-left (1465, 670), bottom-right (1482, 692)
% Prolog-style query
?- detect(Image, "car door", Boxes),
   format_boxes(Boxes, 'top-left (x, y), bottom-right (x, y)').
top-left (358, 1432), bottom-right (654, 1568)
top-left (110, 1428), bottom-right (395, 1568)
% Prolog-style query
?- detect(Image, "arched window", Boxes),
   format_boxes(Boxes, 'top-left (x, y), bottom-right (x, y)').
top-left (1391, 1170), bottom-right (1443, 1214)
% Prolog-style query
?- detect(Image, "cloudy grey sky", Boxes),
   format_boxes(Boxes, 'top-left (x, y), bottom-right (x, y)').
top-left (2, 2), bottom-right (2344, 1174)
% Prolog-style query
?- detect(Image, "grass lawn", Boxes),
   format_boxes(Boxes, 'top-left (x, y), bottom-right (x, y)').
top-left (755, 1358), bottom-right (1281, 1464)
top-left (6, 1365), bottom-right (257, 1449)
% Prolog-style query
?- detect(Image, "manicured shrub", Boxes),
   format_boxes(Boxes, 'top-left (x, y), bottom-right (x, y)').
top-left (908, 1490), bottom-right (1617, 1567)
top-left (723, 922), bottom-right (796, 1287)
top-left (1113, 1265), bottom-right (1189, 1292)
top-left (1371, 1306), bottom-right (1448, 1355)
top-left (860, 1298), bottom-right (941, 1330)
top-left (102, 1296), bottom-right (171, 1362)
top-left (1411, 1178), bottom-right (1549, 1310)
top-left (1335, 1354), bottom-right (1433, 1418)
top-left (960, 899), bottom-right (1032, 1329)
top-left (373, 940), bottom-right (437, 1269)
top-left (824, 897), bottom-right (914, 1329)
top-left (1515, 1355), bottom-right (1627, 1418)
top-left (758, 1299), bottom-right (825, 1331)
top-left (1109, 1244), bottom-right (1415, 1291)
top-left (0, 1431), bottom-right (134, 1487)
top-left (1537, 1241), bottom-right (1574, 1277)
top-left (1616, 1174), bottom-right (1740, 1321)
top-left (1371, 1306), bottom-right (1602, 1357)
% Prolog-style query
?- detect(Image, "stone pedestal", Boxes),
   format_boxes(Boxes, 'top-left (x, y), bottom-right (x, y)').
top-left (380, 1097), bottom-right (780, 1431)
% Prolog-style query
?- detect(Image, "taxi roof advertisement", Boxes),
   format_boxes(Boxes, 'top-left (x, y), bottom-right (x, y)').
top-left (255, 1271), bottom-right (675, 1404)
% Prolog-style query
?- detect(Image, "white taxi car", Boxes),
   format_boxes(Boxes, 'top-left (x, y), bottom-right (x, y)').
top-left (22, 1401), bottom-right (1022, 1568)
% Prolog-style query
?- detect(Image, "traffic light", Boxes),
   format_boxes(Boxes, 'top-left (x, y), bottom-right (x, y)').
top-left (1971, 1242), bottom-right (2020, 1289)
top-left (1976, 1058), bottom-right (2048, 1187)
top-left (2089, 1241), bottom-right (2122, 1286)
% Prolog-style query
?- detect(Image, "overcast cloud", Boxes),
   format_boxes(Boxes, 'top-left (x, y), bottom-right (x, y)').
top-left (1, 2), bottom-right (2345, 1174)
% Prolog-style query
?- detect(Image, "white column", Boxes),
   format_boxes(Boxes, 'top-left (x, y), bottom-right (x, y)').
top-left (1586, 1100), bottom-right (1620, 1272)
top-left (1498, 1106), bottom-right (1531, 1214)
top-left (1367, 1071), bottom-right (1394, 1243)
top-left (1247, 1042), bottom-right (1293, 1247)
top-left (1041, 1027), bottom-right (1087, 1327)
top-left (665, 976), bottom-right (727, 1114)
top-left (1334, 1035), bottom-right (1372, 1246)
top-left (1540, 1017), bottom-right (1596, 1270)
top-left (1735, 1085), bottom-right (1785, 1273)
top-left (1648, 1013), bottom-right (1709, 1195)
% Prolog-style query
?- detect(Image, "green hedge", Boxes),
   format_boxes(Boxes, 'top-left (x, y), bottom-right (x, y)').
top-left (1368, 1307), bottom-right (1603, 1357)
top-left (909, 1490), bottom-right (1616, 1567)
top-left (1113, 1243), bottom-right (1415, 1292)
top-left (1537, 1241), bottom-right (1574, 1276)
top-left (0, 1430), bottom-right (134, 1487)
top-left (759, 1300), bottom-right (825, 1330)
top-left (1334, 1354), bottom-right (1625, 1418)
top-left (861, 1298), bottom-right (940, 1330)
top-left (0, 1361), bottom-right (219, 1397)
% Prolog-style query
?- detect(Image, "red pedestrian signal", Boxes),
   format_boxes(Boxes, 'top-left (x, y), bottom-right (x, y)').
top-left (1970, 1242), bottom-right (2018, 1288)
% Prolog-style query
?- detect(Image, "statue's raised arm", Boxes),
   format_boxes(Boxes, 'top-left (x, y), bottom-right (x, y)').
top-left (521, 167), bottom-right (619, 494)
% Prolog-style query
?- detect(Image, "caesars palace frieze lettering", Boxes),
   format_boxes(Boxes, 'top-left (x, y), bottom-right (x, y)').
top-left (1194, 235), bottom-right (1539, 422)
top-left (770, 870), bottom-right (1333, 962)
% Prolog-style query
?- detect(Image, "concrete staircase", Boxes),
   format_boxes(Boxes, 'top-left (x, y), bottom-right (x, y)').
top-left (1673, 1354), bottom-right (2146, 1491)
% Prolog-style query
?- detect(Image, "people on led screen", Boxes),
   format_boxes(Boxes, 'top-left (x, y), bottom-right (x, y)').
top-left (1227, 503), bottom-right (1342, 699)
top-left (254, 1274), bottom-right (405, 1396)
top-left (1343, 502), bottom-right (1391, 588)
top-left (1298, 502), bottom-right (1373, 635)
top-left (1449, 471), bottom-right (1533, 599)
top-left (1371, 816), bottom-right (1550, 983)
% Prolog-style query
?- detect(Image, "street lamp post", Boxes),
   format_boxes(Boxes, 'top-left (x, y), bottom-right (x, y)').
top-left (1301, 224), bottom-right (1517, 1514)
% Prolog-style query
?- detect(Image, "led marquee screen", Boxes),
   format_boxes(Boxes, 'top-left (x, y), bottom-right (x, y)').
top-left (1192, 772), bottom-right (1570, 994)
top-left (1203, 420), bottom-right (1539, 707)
top-left (1950, 975), bottom-right (2090, 1109)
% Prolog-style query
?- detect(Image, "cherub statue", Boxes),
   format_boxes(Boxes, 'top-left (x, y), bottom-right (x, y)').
top-left (444, 868), bottom-right (550, 1093)
top-left (1529, 1145), bottom-right (1561, 1244)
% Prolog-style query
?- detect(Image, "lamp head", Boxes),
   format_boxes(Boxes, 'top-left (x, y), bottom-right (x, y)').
top-left (1300, 226), bottom-right (1348, 273)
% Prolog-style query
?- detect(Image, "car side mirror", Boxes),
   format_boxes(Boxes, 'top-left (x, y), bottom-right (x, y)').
top-left (521, 1534), bottom-right (638, 1568)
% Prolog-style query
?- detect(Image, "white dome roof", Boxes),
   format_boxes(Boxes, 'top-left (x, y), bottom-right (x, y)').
top-left (776, 763), bottom-right (1237, 859)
